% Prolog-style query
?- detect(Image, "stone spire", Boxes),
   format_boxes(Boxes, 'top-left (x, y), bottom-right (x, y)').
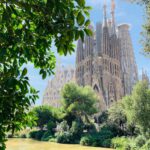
top-left (103, 0), bottom-right (107, 26)
top-left (111, 0), bottom-right (116, 34)
top-left (108, 19), bottom-right (112, 35)
top-left (142, 69), bottom-right (149, 83)
top-left (118, 24), bottom-right (138, 95)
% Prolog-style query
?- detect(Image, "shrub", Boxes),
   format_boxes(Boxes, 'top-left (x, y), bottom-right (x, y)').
top-left (99, 129), bottom-right (114, 139)
top-left (80, 135), bottom-right (93, 146)
top-left (41, 131), bottom-right (53, 141)
top-left (80, 130), bottom-right (114, 148)
top-left (112, 137), bottom-right (139, 150)
top-left (112, 137), bottom-right (130, 150)
top-left (31, 106), bottom-right (55, 130)
top-left (56, 132), bottom-right (73, 144)
top-left (100, 124), bottom-right (123, 137)
top-left (35, 130), bottom-right (45, 140)
top-left (56, 121), bottom-right (69, 133)
top-left (80, 134), bottom-right (102, 147)
top-left (70, 121), bottom-right (83, 139)
top-left (29, 131), bottom-right (38, 139)
top-left (102, 139), bottom-right (112, 148)
top-left (29, 130), bottom-right (45, 141)
top-left (7, 134), bottom-right (13, 138)
top-left (47, 121), bottom-right (56, 134)
top-left (112, 136), bottom-right (149, 150)
top-left (49, 138), bottom-right (57, 142)
top-left (135, 135), bottom-right (146, 148)
top-left (55, 120), bottom-right (83, 144)
top-left (141, 139), bottom-right (150, 150)
top-left (20, 134), bottom-right (27, 138)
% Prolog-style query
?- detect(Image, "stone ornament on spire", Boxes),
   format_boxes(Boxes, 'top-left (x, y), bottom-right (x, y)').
top-left (111, 0), bottom-right (116, 12)
top-left (103, 0), bottom-right (107, 26)
top-left (111, 0), bottom-right (116, 34)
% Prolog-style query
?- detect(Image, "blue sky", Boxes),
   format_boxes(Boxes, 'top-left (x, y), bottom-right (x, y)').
top-left (27, 0), bottom-right (150, 105)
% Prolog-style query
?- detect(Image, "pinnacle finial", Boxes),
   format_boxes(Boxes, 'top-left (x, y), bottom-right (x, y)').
top-left (103, 0), bottom-right (107, 14)
top-left (111, 0), bottom-right (116, 12)
top-left (103, 0), bottom-right (107, 26)
top-left (111, 0), bottom-right (116, 33)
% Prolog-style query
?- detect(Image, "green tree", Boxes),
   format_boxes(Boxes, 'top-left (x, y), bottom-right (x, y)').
top-left (95, 111), bottom-right (108, 124)
top-left (123, 81), bottom-right (150, 135)
top-left (108, 100), bottom-right (136, 136)
top-left (61, 83), bottom-right (98, 124)
top-left (108, 102), bottom-right (127, 133)
top-left (0, 0), bottom-right (91, 149)
top-left (31, 106), bottom-right (56, 130)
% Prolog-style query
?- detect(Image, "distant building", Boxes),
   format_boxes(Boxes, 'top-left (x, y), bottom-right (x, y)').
top-left (76, 0), bottom-right (138, 111)
top-left (42, 65), bottom-right (75, 108)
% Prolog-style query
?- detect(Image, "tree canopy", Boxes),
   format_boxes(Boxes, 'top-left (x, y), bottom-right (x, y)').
top-left (31, 106), bottom-right (55, 130)
top-left (122, 81), bottom-right (150, 135)
top-left (108, 101), bottom-right (127, 132)
top-left (61, 83), bottom-right (98, 123)
top-left (0, 0), bottom-right (91, 149)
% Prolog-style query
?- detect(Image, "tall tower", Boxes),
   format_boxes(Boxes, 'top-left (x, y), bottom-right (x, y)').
top-left (83, 25), bottom-right (95, 86)
top-left (96, 22), bottom-right (102, 56)
top-left (101, 0), bottom-right (122, 107)
top-left (102, 0), bottom-right (109, 56)
top-left (76, 25), bottom-right (95, 87)
top-left (118, 24), bottom-right (138, 95)
top-left (76, 39), bottom-right (84, 86)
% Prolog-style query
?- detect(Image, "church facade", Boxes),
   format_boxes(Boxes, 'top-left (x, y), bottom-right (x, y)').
top-left (76, 0), bottom-right (138, 110)
top-left (42, 65), bottom-right (75, 108)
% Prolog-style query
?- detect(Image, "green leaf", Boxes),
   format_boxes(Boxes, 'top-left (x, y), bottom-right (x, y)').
top-left (76, 0), bottom-right (85, 7)
top-left (11, 13), bottom-right (16, 19)
top-left (73, 10), bottom-right (79, 17)
top-left (18, 23), bottom-right (23, 29)
top-left (42, 71), bottom-right (47, 79)
top-left (85, 19), bottom-right (91, 27)
top-left (85, 6), bottom-right (92, 10)
top-left (84, 10), bottom-right (90, 17)
top-left (43, 0), bottom-right (47, 4)
top-left (77, 12), bottom-right (85, 26)
top-left (40, 69), bottom-right (43, 75)
top-left (84, 28), bottom-right (93, 36)
top-left (79, 30), bottom-right (84, 42)
top-left (75, 30), bottom-right (80, 40)
top-left (22, 68), bottom-right (28, 76)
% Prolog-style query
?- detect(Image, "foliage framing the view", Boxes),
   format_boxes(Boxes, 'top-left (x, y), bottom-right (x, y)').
top-left (128, 0), bottom-right (150, 56)
top-left (0, 0), bottom-right (92, 149)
